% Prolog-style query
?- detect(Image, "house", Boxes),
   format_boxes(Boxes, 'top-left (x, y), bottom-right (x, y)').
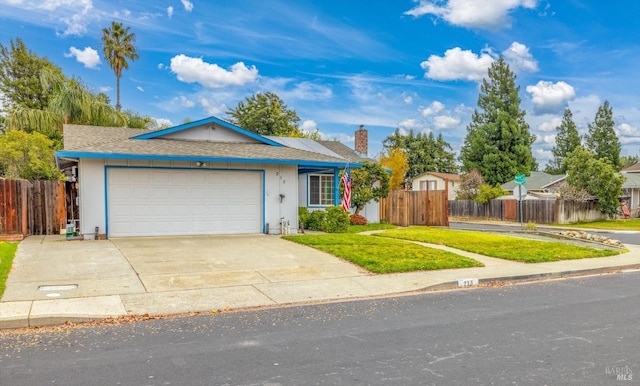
top-left (411, 172), bottom-right (461, 200)
top-left (501, 171), bottom-right (566, 199)
top-left (622, 162), bottom-right (640, 216)
top-left (55, 116), bottom-right (374, 238)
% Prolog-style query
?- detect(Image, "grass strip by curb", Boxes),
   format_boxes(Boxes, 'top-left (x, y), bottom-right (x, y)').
top-left (282, 233), bottom-right (483, 274)
top-left (547, 218), bottom-right (640, 231)
top-left (376, 227), bottom-right (624, 263)
top-left (0, 242), bottom-right (18, 298)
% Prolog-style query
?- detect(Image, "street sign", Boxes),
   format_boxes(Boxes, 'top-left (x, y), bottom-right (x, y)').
top-left (516, 185), bottom-right (527, 201)
top-left (515, 174), bottom-right (526, 185)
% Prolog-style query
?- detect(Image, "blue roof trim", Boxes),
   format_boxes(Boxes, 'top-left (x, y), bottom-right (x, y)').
top-left (131, 116), bottom-right (284, 147)
top-left (55, 150), bottom-right (363, 168)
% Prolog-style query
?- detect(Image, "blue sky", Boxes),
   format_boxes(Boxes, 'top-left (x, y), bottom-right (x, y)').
top-left (1, 0), bottom-right (639, 167)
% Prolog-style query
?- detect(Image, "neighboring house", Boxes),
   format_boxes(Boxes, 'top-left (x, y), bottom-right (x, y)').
top-left (411, 172), bottom-right (461, 200)
top-left (622, 162), bottom-right (640, 216)
top-left (55, 116), bottom-right (375, 238)
top-left (501, 171), bottom-right (566, 199)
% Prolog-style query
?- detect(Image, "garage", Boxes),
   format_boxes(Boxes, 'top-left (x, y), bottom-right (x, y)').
top-left (107, 168), bottom-right (262, 237)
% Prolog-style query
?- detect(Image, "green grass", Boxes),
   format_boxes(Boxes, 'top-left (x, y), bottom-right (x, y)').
top-left (347, 223), bottom-right (397, 233)
top-left (377, 227), bottom-right (623, 263)
top-left (0, 242), bottom-right (18, 298)
top-left (282, 233), bottom-right (483, 273)
top-left (550, 218), bottom-right (640, 231)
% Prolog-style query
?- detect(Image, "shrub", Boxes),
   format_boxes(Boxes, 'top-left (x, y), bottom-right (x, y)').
top-left (306, 210), bottom-right (327, 231)
top-left (298, 207), bottom-right (310, 229)
top-left (475, 184), bottom-right (508, 204)
top-left (524, 221), bottom-right (537, 232)
top-left (324, 206), bottom-right (350, 233)
top-left (350, 213), bottom-right (368, 225)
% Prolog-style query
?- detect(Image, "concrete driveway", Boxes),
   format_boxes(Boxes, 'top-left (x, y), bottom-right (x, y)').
top-left (2, 234), bottom-right (367, 305)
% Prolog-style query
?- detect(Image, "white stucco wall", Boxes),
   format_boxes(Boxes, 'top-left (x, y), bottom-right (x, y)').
top-left (412, 175), bottom-right (459, 200)
top-left (76, 158), bottom-right (298, 237)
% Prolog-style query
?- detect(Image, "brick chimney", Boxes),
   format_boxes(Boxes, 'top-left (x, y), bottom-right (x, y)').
top-left (354, 125), bottom-right (368, 155)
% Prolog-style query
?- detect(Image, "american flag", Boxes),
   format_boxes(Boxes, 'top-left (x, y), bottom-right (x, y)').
top-left (341, 164), bottom-right (351, 212)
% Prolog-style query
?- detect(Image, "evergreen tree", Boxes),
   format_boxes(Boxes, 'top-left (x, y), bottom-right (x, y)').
top-left (585, 100), bottom-right (620, 168)
top-left (382, 129), bottom-right (457, 181)
top-left (459, 57), bottom-right (537, 186)
top-left (545, 108), bottom-right (581, 174)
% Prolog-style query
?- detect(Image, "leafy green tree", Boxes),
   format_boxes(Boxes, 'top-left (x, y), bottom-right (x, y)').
top-left (345, 161), bottom-right (390, 215)
top-left (565, 147), bottom-right (625, 217)
top-left (585, 100), bottom-right (620, 169)
top-left (5, 69), bottom-right (128, 147)
top-left (379, 147), bottom-right (409, 190)
top-left (0, 130), bottom-right (64, 180)
top-left (460, 57), bottom-right (537, 185)
top-left (383, 129), bottom-right (457, 180)
top-left (227, 92), bottom-right (302, 136)
top-left (545, 108), bottom-right (581, 174)
top-left (102, 21), bottom-right (139, 111)
top-left (0, 38), bottom-right (64, 111)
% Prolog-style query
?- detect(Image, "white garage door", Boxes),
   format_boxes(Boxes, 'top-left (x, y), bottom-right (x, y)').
top-left (107, 168), bottom-right (262, 237)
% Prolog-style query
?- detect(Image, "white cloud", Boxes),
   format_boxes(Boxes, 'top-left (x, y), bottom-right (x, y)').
top-left (152, 118), bottom-right (173, 129)
top-left (421, 101), bottom-right (445, 116)
top-left (434, 115), bottom-right (461, 130)
top-left (404, 0), bottom-right (538, 30)
top-left (537, 116), bottom-right (563, 132)
top-left (181, 0), bottom-right (193, 12)
top-left (277, 81), bottom-right (333, 101)
top-left (167, 6), bottom-right (173, 18)
top-left (526, 81), bottom-right (576, 114)
top-left (617, 123), bottom-right (640, 145)
top-left (301, 120), bottom-right (317, 131)
top-left (404, 95), bottom-right (413, 105)
top-left (199, 97), bottom-right (227, 116)
top-left (9, 0), bottom-right (96, 36)
top-left (421, 47), bottom-right (494, 81)
top-left (170, 55), bottom-right (259, 88)
top-left (98, 86), bottom-right (112, 93)
top-left (503, 42), bottom-right (538, 72)
top-left (398, 118), bottom-right (424, 131)
top-left (136, 86), bottom-right (144, 92)
top-left (64, 46), bottom-right (100, 68)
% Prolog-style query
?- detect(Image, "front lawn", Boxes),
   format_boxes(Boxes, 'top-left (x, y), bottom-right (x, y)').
top-left (551, 218), bottom-right (640, 231)
top-left (0, 242), bottom-right (18, 298)
top-left (282, 233), bottom-right (483, 273)
top-left (347, 223), bottom-right (397, 233)
top-left (377, 227), bottom-right (623, 263)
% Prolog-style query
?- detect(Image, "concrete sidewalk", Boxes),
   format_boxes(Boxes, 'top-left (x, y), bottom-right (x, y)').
top-left (2, 234), bottom-right (640, 329)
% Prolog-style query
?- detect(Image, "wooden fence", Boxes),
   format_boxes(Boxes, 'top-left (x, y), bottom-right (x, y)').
top-left (449, 199), bottom-right (607, 224)
top-left (379, 190), bottom-right (448, 227)
top-left (0, 179), bottom-right (67, 238)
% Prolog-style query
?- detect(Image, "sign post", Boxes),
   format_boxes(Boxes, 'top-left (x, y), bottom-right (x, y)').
top-left (514, 174), bottom-right (526, 227)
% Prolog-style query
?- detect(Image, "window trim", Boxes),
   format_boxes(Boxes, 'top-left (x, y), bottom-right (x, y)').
top-left (308, 174), bottom-right (335, 207)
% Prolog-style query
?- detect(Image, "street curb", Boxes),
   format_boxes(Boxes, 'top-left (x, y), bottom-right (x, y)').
top-left (419, 264), bottom-right (640, 293)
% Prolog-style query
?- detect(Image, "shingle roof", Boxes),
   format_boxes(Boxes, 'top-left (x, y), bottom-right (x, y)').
top-left (622, 172), bottom-right (640, 188)
top-left (60, 124), bottom-right (355, 165)
top-left (622, 162), bottom-right (640, 172)
top-left (315, 140), bottom-right (371, 162)
top-left (501, 171), bottom-right (566, 191)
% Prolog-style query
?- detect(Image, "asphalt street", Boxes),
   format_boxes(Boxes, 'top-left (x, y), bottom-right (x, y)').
top-left (1, 271), bottom-right (638, 385)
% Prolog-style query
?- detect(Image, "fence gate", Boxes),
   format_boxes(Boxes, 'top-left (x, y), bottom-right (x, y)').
top-left (379, 190), bottom-right (449, 227)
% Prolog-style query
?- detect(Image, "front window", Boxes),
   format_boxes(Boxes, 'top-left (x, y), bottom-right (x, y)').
top-left (309, 174), bottom-right (334, 206)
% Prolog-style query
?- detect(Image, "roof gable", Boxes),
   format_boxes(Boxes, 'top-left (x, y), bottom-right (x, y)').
top-left (132, 116), bottom-right (283, 146)
top-left (622, 162), bottom-right (640, 172)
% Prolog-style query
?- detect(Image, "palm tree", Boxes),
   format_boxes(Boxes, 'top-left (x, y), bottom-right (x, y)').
top-left (101, 21), bottom-right (139, 112)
